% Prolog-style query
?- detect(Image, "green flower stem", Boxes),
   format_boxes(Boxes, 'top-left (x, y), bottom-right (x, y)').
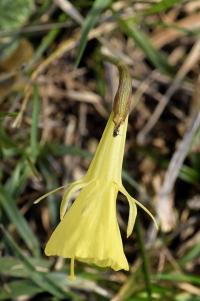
top-left (135, 217), bottom-right (152, 300)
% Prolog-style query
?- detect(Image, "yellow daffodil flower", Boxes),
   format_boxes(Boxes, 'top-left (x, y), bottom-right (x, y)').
top-left (38, 112), bottom-right (157, 279)
top-left (35, 59), bottom-right (158, 279)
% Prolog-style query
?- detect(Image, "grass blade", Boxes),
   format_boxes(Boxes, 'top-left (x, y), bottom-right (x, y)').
top-left (0, 186), bottom-right (40, 257)
top-left (30, 85), bottom-right (40, 160)
top-left (156, 273), bottom-right (200, 286)
top-left (119, 18), bottom-right (174, 75)
top-left (75, 0), bottom-right (112, 67)
top-left (0, 256), bottom-right (50, 277)
top-left (1, 226), bottom-right (80, 299)
top-left (145, 0), bottom-right (183, 15)
top-left (29, 14), bottom-right (67, 67)
top-left (180, 240), bottom-right (200, 265)
top-left (0, 280), bottom-right (42, 300)
top-left (41, 142), bottom-right (91, 158)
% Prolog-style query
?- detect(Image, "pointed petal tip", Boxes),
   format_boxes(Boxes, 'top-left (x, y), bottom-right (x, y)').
top-left (154, 219), bottom-right (159, 230)
top-left (120, 185), bottom-right (158, 231)
top-left (118, 185), bottom-right (137, 238)
top-left (33, 185), bottom-right (66, 205)
top-left (126, 231), bottom-right (131, 239)
top-left (135, 198), bottom-right (159, 230)
top-left (60, 178), bottom-right (89, 219)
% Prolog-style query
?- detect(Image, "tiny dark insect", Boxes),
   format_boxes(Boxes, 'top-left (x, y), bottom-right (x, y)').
top-left (113, 126), bottom-right (120, 137)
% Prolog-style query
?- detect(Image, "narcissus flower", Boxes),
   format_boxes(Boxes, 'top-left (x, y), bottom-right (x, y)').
top-left (37, 112), bottom-right (157, 278)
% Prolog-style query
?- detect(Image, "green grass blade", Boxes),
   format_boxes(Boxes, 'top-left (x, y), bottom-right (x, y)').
top-left (1, 226), bottom-right (78, 299)
top-left (156, 273), bottom-right (200, 286)
top-left (5, 160), bottom-right (27, 195)
top-left (0, 112), bottom-right (17, 120)
top-left (145, 0), bottom-right (183, 15)
top-left (179, 164), bottom-right (200, 184)
top-left (30, 85), bottom-right (40, 160)
top-left (38, 161), bottom-right (61, 225)
top-left (0, 186), bottom-right (40, 257)
top-left (29, 14), bottom-right (67, 67)
top-left (180, 240), bottom-right (200, 265)
top-left (0, 257), bottom-right (50, 277)
top-left (119, 19), bottom-right (174, 75)
top-left (0, 280), bottom-right (43, 300)
top-left (40, 142), bottom-right (91, 158)
top-left (75, 0), bottom-right (112, 67)
top-left (0, 125), bottom-right (18, 149)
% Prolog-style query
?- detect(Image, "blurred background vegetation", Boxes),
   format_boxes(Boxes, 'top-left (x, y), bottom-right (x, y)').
top-left (0, 0), bottom-right (200, 300)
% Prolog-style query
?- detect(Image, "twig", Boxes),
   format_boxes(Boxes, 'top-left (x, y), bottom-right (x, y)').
top-left (157, 111), bottom-right (200, 231)
top-left (54, 0), bottom-right (83, 24)
top-left (12, 21), bottom-right (116, 128)
top-left (137, 40), bottom-right (200, 144)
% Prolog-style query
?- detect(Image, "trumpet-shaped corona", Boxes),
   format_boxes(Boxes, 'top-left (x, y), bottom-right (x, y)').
top-left (36, 113), bottom-right (157, 278)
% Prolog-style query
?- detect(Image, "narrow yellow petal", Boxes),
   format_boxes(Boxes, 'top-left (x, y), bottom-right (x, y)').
top-left (34, 185), bottom-right (66, 204)
top-left (127, 198), bottom-right (137, 238)
top-left (118, 185), bottom-right (137, 237)
top-left (134, 198), bottom-right (158, 230)
top-left (60, 179), bottom-right (89, 220)
top-left (120, 185), bottom-right (158, 231)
